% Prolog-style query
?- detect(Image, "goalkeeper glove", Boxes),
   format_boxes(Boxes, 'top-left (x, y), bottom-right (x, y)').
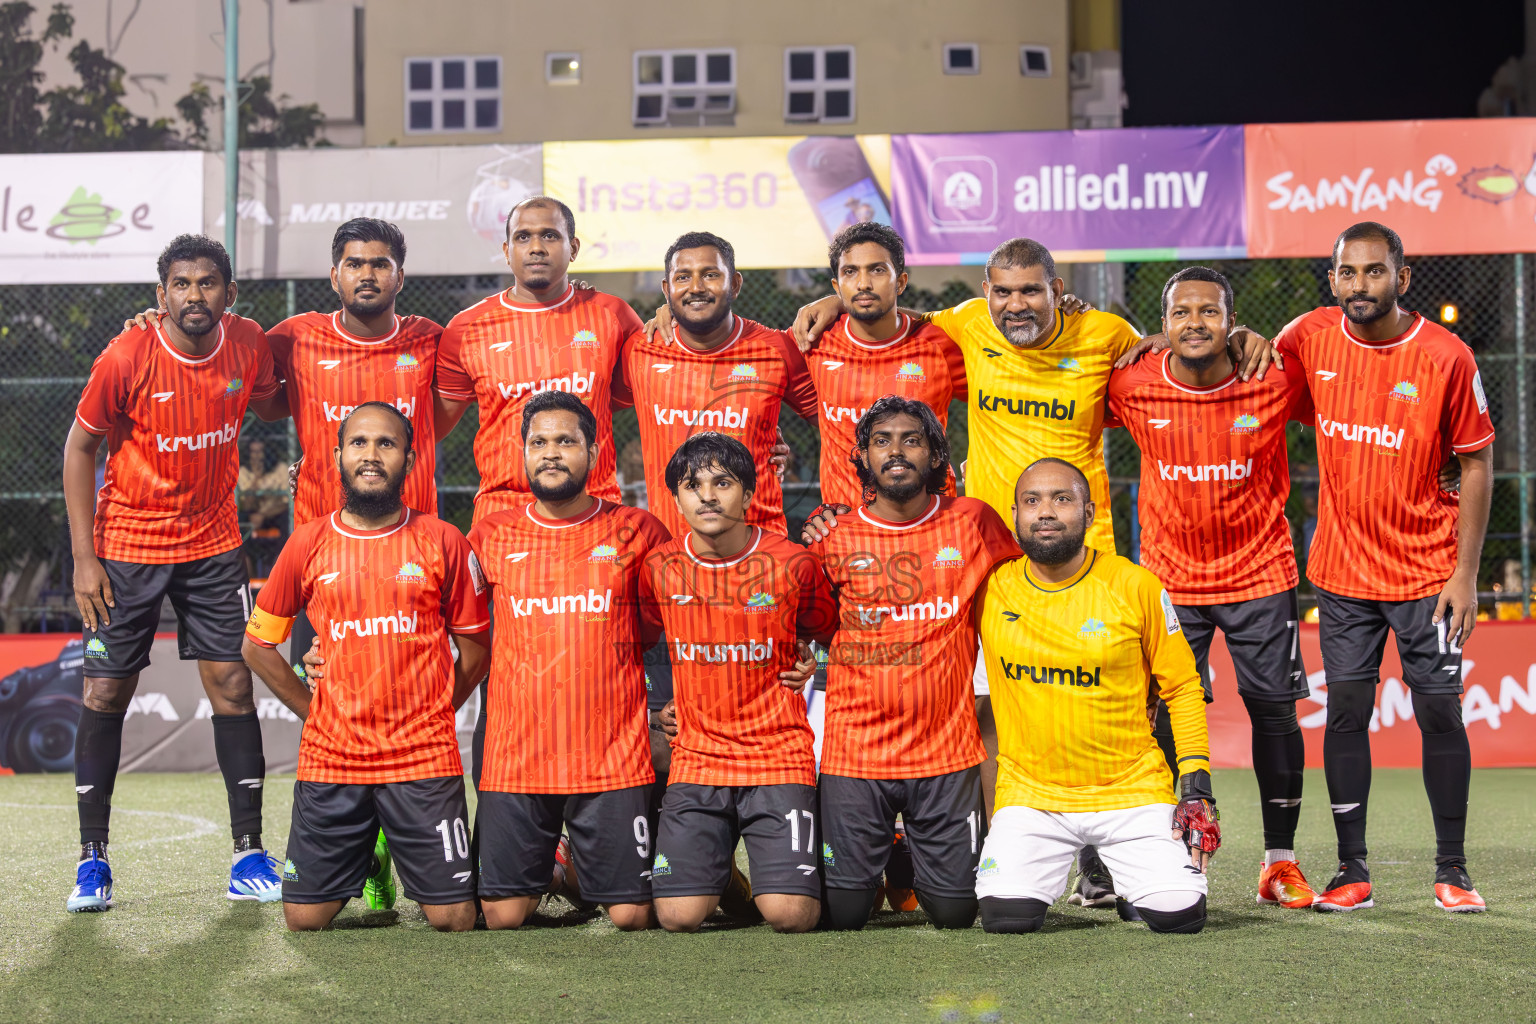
top-left (1172, 769), bottom-right (1221, 861)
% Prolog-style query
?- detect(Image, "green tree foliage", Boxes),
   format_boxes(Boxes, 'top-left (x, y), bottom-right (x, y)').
top-left (177, 76), bottom-right (326, 150)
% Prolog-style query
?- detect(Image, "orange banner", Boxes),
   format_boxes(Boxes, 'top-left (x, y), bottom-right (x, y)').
top-left (1207, 622), bottom-right (1536, 769)
top-left (1245, 119), bottom-right (1536, 257)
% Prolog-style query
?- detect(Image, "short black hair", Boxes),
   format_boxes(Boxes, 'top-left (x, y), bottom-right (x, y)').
top-left (506, 195), bottom-right (577, 241)
top-left (1333, 221), bottom-right (1405, 272)
top-left (664, 432), bottom-right (756, 495)
top-left (521, 389), bottom-right (598, 448)
top-left (332, 218), bottom-right (406, 267)
top-left (852, 395), bottom-right (950, 502)
top-left (985, 237), bottom-right (1056, 282)
top-left (1160, 266), bottom-right (1234, 318)
top-left (829, 222), bottom-right (906, 278)
top-left (664, 231), bottom-right (736, 277)
top-left (336, 401), bottom-right (414, 453)
top-left (157, 234), bottom-right (231, 287)
top-left (1017, 457), bottom-right (1090, 498)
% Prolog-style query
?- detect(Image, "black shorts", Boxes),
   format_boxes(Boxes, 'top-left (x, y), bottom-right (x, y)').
top-left (819, 767), bottom-right (987, 898)
top-left (476, 786), bottom-right (654, 904)
top-left (652, 782), bottom-right (820, 899)
top-left (1315, 587), bottom-right (1463, 695)
top-left (281, 776), bottom-right (475, 905)
top-left (82, 549), bottom-right (249, 678)
top-left (1176, 589), bottom-right (1309, 703)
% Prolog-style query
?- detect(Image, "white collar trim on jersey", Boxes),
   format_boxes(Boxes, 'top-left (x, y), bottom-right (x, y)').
top-left (499, 283), bottom-right (575, 313)
top-left (1340, 309), bottom-right (1424, 350)
top-left (1157, 349), bottom-right (1239, 395)
top-left (670, 315), bottom-right (745, 355)
top-left (685, 526), bottom-right (762, 567)
top-left (524, 498), bottom-right (606, 529)
top-left (841, 312), bottom-right (913, 351)
top-left (328, 507), bottom-right (413, 540)
top-left (856, 494), bottom-right (942, 530)
top-left (329, 310), bottom-right (402, 346)
top-left (153, 317), bottom-right (225, 365)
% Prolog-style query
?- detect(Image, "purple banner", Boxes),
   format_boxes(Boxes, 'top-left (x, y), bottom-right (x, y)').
top-left (890, 126), bottom-right (1247, 263)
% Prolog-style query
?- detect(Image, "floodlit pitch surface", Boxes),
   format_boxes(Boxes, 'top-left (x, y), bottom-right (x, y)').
top-left (1, 769), bottom-right (1532, 1024)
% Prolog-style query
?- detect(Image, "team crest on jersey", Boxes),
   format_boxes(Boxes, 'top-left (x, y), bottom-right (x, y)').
top-left (933, 546), bottom-right (965, 568)
top-left (85, 638), bottom-right (108, 659)
top-left (1230, 413), bottom-right (1260, 434)
top-left (396, 561), bottom-right (426, 583)
top-left (394, 353), bottom-right (419, 369)
top-left (728, 363), bottom-right (759, 382)
top-left (223, 378), bottom-right (244, 398)
top-left (1078, 617), bottom-right (1109, 639)
top-left (977, 856), bottom-right (999, 878)
top-left (1056, 357), bottom-right (1083, 373)
top-left (570, 328), bottom-right (599, 348)
top-left (895, 361), bottom-right (926, 382)
top-left (651, 853), bottom-right (672, 877)
top-left (1390, 380), bottom-right (1421, 404)
top-left (744, 591), bottom-right (777, 612)
top-left (589, 543), bottom-right (618, 563)
top-left (821, 842), bottom-right (835, 867)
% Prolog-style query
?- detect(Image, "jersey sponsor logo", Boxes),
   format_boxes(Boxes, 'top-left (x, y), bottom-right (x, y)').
top-left (323, 397), bottom-right (417, 422)
top-left (396, 561), bottom-right (426, 583)
top-left (828, 640), bottom-right (923, 666)
top-left (317, 571), bottom-right (341, 585)
top-left (728, 363), bottom-right (758, 382)
top-left (151, 391), bottom-right (175, 403)
top-left (223, 378), bottom-right (244, 398)
top-left (977, 390), bottom-right (1076, 421)
top-left (744, 591), bottom-right (777, 612)
top-left (282, 858), bottom-right (299, 881)
top-left (1160, 589), bottom-right (1181, 634)
top-left (316, 359), bottom-right (342, 370)
top-left (671, 636), bottom-right (776, 664)
top-left (820, 360), bottom-right (844, 371)
top-left (570, 328), bottom-right (599, 348)
top-left (467, 553), bottom-right (486, 595)
top-left (652, 404), bottom-right (750, 429)
top-left (84, 638), bottom-right (108, 659)
top-left (821, 841), bottom-right (835, 867)
top-left (1078, 617), bottom-right (1109, 639)
top-left (589, 544), bottom-right (618, 562)
top-left (329, 610), bottom-right (420, 640)
top-left (855, 594), bottom-right (959, 626)
top-left (1157, 458), bottom-right (1254, 483)
top-left (651, 853), bottom-right (672, 876)
top-left (998, 657), bottom-right (1102, 688)
top-left (977, 856), bottom-right (999, 877)
top-left (1472, 370), bottom-right (1489, 412)
top-left (1315, 415), bottom-right (1404, 450)
top-left (895, 361), bottom-right (926, 381)
top-left (1056, 357), bottom-right (1083, 372)
top-left (507, 588), bottom-right (613, 618)
top-left (1148, 418), bottom-right (1172, 428)
top-left (496, 371), bottom-right (595, 400)
top-left (934, 545), bottom-right (965, 568)
top-left (1314, 369), bottom-right (1337, 381)
top-left (395, 353), bottom-right (419, 369)
top-left (821, 402), bottom-right (865, 424)
top-left (1389, 380), bottom-right (1421, 404)
top-left (155, 421), bottom-right (238, 453)
top-left (1231, 413), bottom-right (1261, 434)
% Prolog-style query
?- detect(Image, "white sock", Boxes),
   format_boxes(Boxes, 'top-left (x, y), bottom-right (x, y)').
top-left (1264, 848), bottom-right (1295, 868)
top-left (233, 848), bottom-right (264, 866)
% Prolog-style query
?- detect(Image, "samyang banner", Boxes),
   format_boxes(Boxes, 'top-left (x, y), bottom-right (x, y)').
top-left (889, 126), bottom-right (1247, 265)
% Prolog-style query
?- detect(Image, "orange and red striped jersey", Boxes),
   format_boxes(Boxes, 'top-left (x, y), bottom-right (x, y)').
top-left (814, 496), bottom-right (1019, 779)
top-left (1106, 351), bottom-right (1310, 605)
top-left (640, 528), bottom-right (836, 788)
top-left (1276, 309), bottom-right (1496, 601)
top-left (267, 312), bottom-right (442, 526)
top-left (436, 286), bottom-right (641, 522)
top-left (75, 315), bottom-right (279, 564)
top-left (807, 313), bottom-right (967, 509)
top-left (624, 317), bottom-right (819, 538)
top-left (245, 509), bottom-right (490, 784)
top-left (468, 499), bottom-right (671, 794)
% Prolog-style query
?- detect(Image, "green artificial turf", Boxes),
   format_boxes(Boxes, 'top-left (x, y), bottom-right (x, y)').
top-left (1, 769), bottom-right (1533, 1023)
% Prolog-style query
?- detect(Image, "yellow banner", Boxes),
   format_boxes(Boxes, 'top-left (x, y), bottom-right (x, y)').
top-left (542, 135), bottom-right (892, 272)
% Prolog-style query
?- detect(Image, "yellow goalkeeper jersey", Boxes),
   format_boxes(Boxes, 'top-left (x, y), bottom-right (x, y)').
top-left (977, 548), bottom-right (1209, 813)
top-left (929, 300), bottom-right (1140, 554)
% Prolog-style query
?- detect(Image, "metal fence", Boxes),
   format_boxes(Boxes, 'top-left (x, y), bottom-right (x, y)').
top-left (0, 256), bottom-right (1530, 631)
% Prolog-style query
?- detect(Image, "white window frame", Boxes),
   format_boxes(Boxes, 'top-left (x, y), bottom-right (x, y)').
top-left (632, 48), bottom-right (737, 127)
top-left (546, 51), bottom-right (581, 86)
top-left (1019, 45), bottom-right (1052, 78)
top-left (783, 46), bottom-right (856, 124)
top-left (404, 55), bottom-right (502, 134)
top-left (943, 43), bottom-right (981, 75)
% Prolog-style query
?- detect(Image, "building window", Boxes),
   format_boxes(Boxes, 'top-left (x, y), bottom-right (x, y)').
top-left (1020, 45), bottom-right (1052, 78)
top-left (405, 56), bottom-right (501, 133)
top-left (547, 52), bottom-right (581, 85)
top-left (784, 46), bottom-right (855, 123)
top-left (943, 44), bottom-right (980, 75)
top-left (633, 49), bottom-right (736, 127)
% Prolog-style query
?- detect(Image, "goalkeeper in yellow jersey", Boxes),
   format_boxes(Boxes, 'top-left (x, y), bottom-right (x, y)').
top-left (973, 458), bottom-right (1219, 934)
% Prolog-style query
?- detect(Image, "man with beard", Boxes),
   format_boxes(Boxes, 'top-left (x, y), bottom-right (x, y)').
top-left (63, 234), bottom-right (286, 912)
top-left (810, 397), bottom-right (1019, 931)
top-left (1270, 222), bottom-right (1494, 913)
top-left (973, 458), bottom-right (1217, 935)
top-left (242, 402), bottom-right (490, 932)
top-left (1107, 267), bottom-right (1318, 909)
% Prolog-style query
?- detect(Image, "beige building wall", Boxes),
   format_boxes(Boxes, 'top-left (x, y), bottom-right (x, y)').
top-left (365, 0), bottom-right (1070, 146)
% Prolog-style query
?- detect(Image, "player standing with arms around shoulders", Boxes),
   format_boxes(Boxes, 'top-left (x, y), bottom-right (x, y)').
top-left (812, 397), bottom-right (1019, 930)
top-left (63, 235), bottom-right (287, 912)
top-left (243, 403), bottom-right (490, 931)
top-left (1107, 267), bottom-right (1317, 908)
top-left (1271, 223), bottom-right (1494, 913)
top-left (641, 434), bottom-right (835, 933)
top-left (974, 459), bottom-right (1218, 934)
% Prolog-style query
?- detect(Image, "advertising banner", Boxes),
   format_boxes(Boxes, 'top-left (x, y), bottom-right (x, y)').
top-left (0, 152), bottom-right (203, 284)
top-left (890, 127), bottom-right (1247, 265)
top-left (1245, 119), bottom-right (1536, 257)
top-left (540, 135), bottom-right (893, 272)
top-left (205, 144), bottom-right (542, 278)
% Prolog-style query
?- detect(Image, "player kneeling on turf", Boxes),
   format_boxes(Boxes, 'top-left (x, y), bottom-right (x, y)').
top-left (974, 459), bottom-right (1218, 935)
top-left (242, 403), bottom-right (491, 932)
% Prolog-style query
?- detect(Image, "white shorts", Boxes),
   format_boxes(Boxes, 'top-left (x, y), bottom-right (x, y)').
top-left (975, 803), bottom-right (1208, 905)
top-left (973, 638), bottom-right (989, 696)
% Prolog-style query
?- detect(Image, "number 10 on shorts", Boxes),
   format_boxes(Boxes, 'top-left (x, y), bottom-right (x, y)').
top-left (435, 817), bottom-right (469, 862)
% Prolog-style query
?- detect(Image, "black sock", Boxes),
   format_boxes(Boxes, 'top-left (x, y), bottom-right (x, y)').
top-left (1323, 679), bottom-right (1375, 862)
top-left (471, 687), bottom-right (488, 791)
top-left (75, 707), bottom-right (125, 846)
top-left (211, 712), bottom-right (264, 842)
top-left (824, 887), bottom-right (879, 930)
top-left (1152, 702), bottom-right (1177, 783)
top-left (1413, 691), bottom-right (1470, 865)
top-left (1243, 695), bottom-right (1305, 850)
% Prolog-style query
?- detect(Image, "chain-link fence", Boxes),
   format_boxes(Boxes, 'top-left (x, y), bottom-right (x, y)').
top-left (1, 258), bottom-right (1530, 631)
